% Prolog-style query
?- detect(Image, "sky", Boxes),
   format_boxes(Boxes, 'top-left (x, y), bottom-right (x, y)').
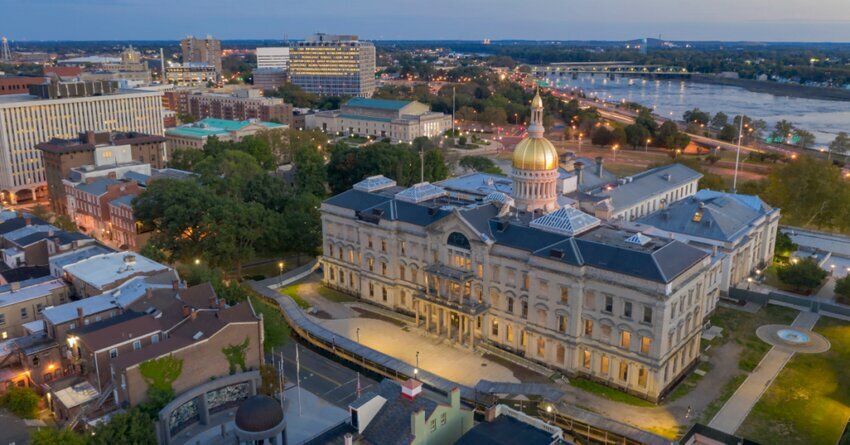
top-left (1, 0), bottom-right (849, 42)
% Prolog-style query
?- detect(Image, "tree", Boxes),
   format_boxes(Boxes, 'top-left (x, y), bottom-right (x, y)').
top-left (772, 120), bottom-right (795, 143)
top-left (829, 132), bottom-right (850, 155)
top-left (30, 428), bottom-right (88, 445)
top-left (711, 111), bottom-right (729, 129)
top-left (53, 214), bottom-right (77, 232)
top-left (591, 127), bottom-right (614, 146)
top-left (459, 156), bottom-right (503, 175)
top-left (89, 409), bottom-right (156, 445)
top-left (611, 127), bottom-right (627, 146)
top-left (624, 124), bottom-right (650, 149)
top-left (167, 148), bottom-right (206, 171)
top-left (774, 231), bottom-right (798, 260)
top-left (718, 124), bottom-right (738, 142)
top-left (282, 193), bottom-right (322, 264)
top-left (776, 258), bottom-right (827, 292)
top-left (657, 121), bottom-right (690, 150)
top-left (139, 241), bottom-right (167, 264)
top-left (794, 129), bottom-right (816, 150)
top-left (202, 200), bottom-right (271, 279)
top-left (293, 146), bottom-right (328, 197)
top-left (834, 274), bottom-right (850, 300)
top-left (762, 156), bottom-right (850, 231)
top-left (258, 363), bottom-right (283, 396)
top-left (683, 108), bottom-right (711, 126)
top-left (635, 109), bottom-right (658, 137)
top-left (1, 386), bottom-right (40, 418)
top-left (30, 203), bottom-right (51, 221)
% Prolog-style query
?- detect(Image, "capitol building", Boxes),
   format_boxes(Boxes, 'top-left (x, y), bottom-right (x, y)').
top-left (319, 92), bottom-right (735, 401)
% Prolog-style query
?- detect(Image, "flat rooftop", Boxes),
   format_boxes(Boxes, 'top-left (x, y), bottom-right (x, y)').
top-left (0, 88), bottom-right (160, 106)
top-left (62, 252), bottom-right (171, 290)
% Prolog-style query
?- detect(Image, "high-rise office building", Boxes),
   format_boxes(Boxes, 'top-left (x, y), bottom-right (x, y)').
top-left (289, 34), bottom-right (376, 97)
top-left (180, 35), bottom-right (222, 76)
top-left (256, 47), bottom-right (290, 70)
top-left (0, 80), bottom-right (163, 204)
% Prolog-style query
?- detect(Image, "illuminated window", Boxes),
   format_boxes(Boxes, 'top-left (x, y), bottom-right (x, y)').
top-left (692, 210), bottom-right (702, 222)
top-left (620, 331), bottom-right (632, 349)
top-left (583, 350), bottom-right (591, 369)
top-left (584, 319), bottom-right (593, 336)
top-left (600, 356), bottom-right (610, 375)
top-left (641, 336), bottom-right (652, 354)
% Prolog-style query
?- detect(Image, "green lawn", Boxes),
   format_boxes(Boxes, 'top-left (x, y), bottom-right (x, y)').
top-left (249, 296), bottom-right (290, 352)
top-left (278, 285), bottom-right (311, 309)
top-left (738, 317), bottom-right (850, 445)
top-left (317, 286), bottom-right (357, 303)
top-left (707, 305), bottom-right (798, 372)
top-left (602, 162), bottom-right (647, 177)
top-left (570, 378), bottom-right (655, 407)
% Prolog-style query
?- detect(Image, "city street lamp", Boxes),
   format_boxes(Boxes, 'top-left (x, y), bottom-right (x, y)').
top-left (414, 351), bottom-right (420, 377)
top-left (578, 133), bottom-right (584, 152)
top-left (356, 327), bottom-right (360, 343)
top-left (278, 261), bottom-right (285, 287)
top-left (194, 258), bottom-right (201, 265)
top-left (645, 138), bottom-right (651, 152)
top-left (612, 144), bottom-right (619, 161)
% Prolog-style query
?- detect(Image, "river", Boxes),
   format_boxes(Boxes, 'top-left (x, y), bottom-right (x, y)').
top-left (545, 74), bottom-right (850, 147)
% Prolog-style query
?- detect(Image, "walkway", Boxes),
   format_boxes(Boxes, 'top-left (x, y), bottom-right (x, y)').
top-left (708, 311), bottom-right (820, 434)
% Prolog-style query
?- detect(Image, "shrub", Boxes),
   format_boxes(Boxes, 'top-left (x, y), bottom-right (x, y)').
top-left (777, 258), bottom-right (827, 292)
top-left (2, 386), bottom-right (41, 418)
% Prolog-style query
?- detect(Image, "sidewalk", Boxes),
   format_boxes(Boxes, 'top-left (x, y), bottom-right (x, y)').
top-left (708, 311), bottom-right (820, 434)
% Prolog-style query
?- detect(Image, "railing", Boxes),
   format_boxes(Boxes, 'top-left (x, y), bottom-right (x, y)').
top-left (247, 280), bottom-right (672, 445)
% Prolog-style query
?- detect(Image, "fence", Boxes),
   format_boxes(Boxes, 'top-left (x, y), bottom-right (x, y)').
top-left (728, 287), bottom-right (850, 319)
top-left (248, 280), bottom-right (671, 445)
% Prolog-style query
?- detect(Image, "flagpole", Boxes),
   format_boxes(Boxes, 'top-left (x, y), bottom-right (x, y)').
top-left (296, 343), bottom-right (303, 416)
top-left (732, 115), bottom-right (744, 192)
top-left (278, 352), bottom-right (284, 408)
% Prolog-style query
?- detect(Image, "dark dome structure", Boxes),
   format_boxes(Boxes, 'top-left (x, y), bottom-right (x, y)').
top-left (235, 395), bottom-right (284, 433)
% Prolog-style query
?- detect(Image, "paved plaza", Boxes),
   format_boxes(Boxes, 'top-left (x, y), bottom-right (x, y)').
top-left (314, 316), bottom-right (520, 387)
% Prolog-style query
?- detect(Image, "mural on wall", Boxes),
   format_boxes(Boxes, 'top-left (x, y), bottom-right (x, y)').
top-left (206, 382), bottom-right (250, 414)
top-left (168, 398), bottom-right (199, 435)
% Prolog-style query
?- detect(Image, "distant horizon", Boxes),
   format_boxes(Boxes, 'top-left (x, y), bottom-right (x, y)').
top-left (2, 0), bottom-right (849, 42)
top-left (6, 38), bottom-right (850, 45)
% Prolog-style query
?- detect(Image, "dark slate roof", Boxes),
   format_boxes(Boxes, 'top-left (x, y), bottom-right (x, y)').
top-left (12, 231), bottom-right (50, 247)
top-left (75, 178), bottom-right (123, 196)
top-left (325, 189), bottom-right (395, 212)
top-left (0, 216), bottom-right (48, 235)
top-left (457, 415), bottom-right (558, 445)
top-left (0, 266), bottom-right (51, 283)
top-left (356, 379), bottom-right (439, 445)
top-left (637, 190), bottom-right (774, 242)
top-left (324, 188), bottom-right (708, 283)
top-left (599, 163), bottom-right (702, 210)
top-left (123, 171), bottom-right (151, 187)
top-left (53, 231), bottom-right (91, 245)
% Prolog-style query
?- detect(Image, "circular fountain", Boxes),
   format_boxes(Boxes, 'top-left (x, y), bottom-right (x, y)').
top-left (756, 324), bottom-right (830, 353)
top-left (776, 329), bottom-right (811, 345)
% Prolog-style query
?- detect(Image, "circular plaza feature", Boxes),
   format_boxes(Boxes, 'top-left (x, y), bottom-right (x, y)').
top-left (756, 324), bottom-right (830, 353)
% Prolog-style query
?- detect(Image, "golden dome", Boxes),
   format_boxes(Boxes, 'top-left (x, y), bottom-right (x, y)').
top-left (531, 92), bottom-right (544, 108)
top-left (512, 137), bottom-right (558, 171)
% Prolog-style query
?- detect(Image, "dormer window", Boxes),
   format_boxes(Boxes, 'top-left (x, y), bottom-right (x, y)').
top-left (692, 210), bottom-right (702, 222)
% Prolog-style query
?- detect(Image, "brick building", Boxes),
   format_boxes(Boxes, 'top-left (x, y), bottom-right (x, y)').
top-left (0, 76), bottom-right (45, 95)
top-left (36, 131), bottom-right (166, 214)
top-left (164, 89), bottom-right (292, 125)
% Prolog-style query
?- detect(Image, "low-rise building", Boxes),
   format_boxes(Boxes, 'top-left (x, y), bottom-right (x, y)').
top-left (252, 68), bottom-right (287, 91)
top-left (347, 378), bottom-right (474, 445)
top-left (165, 118), bottom-right (286, 152)
top-left (0, 76), bottom-right (45, 95)
top-left (60, 251), bottom-right (175, 297)
top-left (577, 163), bottom-right (702, 222)
top-left (164, 63), bottom-right (218, 86)
top-left (167, 89), bottom-right (292, 125)
top-left (65, 177), bottom-right (143, 242)
top-left (0, 278), bottom-right (69, 340)
top-left (632, 190), bottom-right (780, 295)
top-left (36, 131), bottom-right (167, 215)
top-left (315, 98), bottom-right (451, 142)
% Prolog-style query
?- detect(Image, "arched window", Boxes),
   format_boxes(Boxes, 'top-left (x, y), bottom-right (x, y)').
top-left (447, 232), bottom-right (471, 250)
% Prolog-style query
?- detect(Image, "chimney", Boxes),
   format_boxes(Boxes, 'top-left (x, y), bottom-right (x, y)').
top-left (172, 279), bottom-right (179, 290)
top-left (190, 310), bottom-right (198, 321)
top-left (24, 217), bottom-right (31, 226)
top-left (146, 287), bottom-right (153, 299)
top-left (485, 405), bottom-right (498, 422)
top-left (10, 282), bottom-right (20, 292)
top-left (218, 299), bottom-right (226, 310)
top-left (595, 156), bottom-right (604, 177)
top-left (85, 131), bottom-right (96, 145)
top-left (107, 172), bottom-right (117, 179)
top-left (77, 307), bottom-right (85, 326)
top-left (181, 305), bottom-right (191, 318)
top-left (209, 297), bottom-right (217, 309)
top-left (401, 379), bottom-right (423, 400)
top-left (344, 434), bottom-right (353, 445)
top-left (574, 161), bottom-right (584, 185)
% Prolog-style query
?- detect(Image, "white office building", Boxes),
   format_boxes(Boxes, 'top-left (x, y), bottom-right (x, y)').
top-left (0, 81), bottom-right (163, 204)
top-left (256, 47), bottom-right (290, 70)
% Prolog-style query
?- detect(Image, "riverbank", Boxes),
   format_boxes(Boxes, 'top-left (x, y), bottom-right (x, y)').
top-left (690, 74), bottom-right (850, 102)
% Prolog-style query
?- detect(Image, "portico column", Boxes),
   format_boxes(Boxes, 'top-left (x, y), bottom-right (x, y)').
top-left (437, 307), bottom-right (443, 336)
top-left (415, 300), bottom-right (420, 327)
top-left (426, 303), bottom-right (431, 332)
top-left (469, 316), bottom-right (475, 349)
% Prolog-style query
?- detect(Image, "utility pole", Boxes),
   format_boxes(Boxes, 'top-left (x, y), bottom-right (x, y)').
top-left (452, 86), bottom-right (456, 135)
top-left (732, 115), bottom-right (744, 192)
